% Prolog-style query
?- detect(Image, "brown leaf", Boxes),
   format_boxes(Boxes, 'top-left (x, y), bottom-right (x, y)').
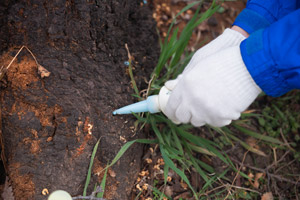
top-left (261, 192), bottom-right (274, 200)
top-left (242, 109), bottom-right (257, 114)
top-left (248, 172), bottom-right (265, 189)
top-left (253, 173), bottom-right (264, 189)
top-left (38, 64), bottom-right (51, 78)
top-left (246, 137), bottom-right (258, 148)
top-left (246, 137), bottom-right (267, 157)
top-left (165, 186), bottom-right (173, 197)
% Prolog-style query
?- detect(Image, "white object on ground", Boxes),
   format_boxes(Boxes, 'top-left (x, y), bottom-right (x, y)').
top-left (48, 190), bottom-right (72, 200)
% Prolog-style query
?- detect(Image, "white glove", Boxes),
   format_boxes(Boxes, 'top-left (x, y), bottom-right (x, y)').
top-left (166, 28), bottom-right (246, 89)
top-left (164, 46), bottom-right (262, 127)
top-left (184, 28), bottom-right (246, 73)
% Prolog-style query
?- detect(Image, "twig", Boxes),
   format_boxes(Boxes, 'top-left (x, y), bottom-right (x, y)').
top-left (125, 43), bottom-right (140, 98)
top-left (224, 151), bottom-right (249, 200)
top-left (280, 128), bottom-right (296, 151)
top-left (72, 197), bottom-right (105, 200)
top-left (7, 46), bottom-right (40, 70)
top-left (295, 185), bottom-right (299, 200)
top-left (145, 74), bottom-right (156, 97)
top-left (0, 45), bottom-right (50, 80)
top-left (201, 183), bottom-right (261, 197)
top-left (72, 186), bottom-right (105, 200)
top-left (266, 150), bottom-right (290, 171)
top-left (231, 158), bottom-right (300, 186)
top-left (275, 158), bottom-right (297, 174)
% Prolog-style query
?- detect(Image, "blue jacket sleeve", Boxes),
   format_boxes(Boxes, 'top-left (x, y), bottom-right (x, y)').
top-left (240, 9), bottom-right (300, 97)
top-left (233, 0), bottom-right (299, 34)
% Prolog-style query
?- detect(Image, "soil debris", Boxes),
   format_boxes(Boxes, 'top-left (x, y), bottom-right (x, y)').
top-left (9, 163), bottom-right (35, 199)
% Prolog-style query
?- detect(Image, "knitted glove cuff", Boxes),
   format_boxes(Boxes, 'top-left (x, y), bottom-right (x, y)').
top-left (183, 28), bottom-right (246, 73)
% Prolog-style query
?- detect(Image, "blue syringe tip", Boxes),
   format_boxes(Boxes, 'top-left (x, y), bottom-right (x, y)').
top-left (112, 95), bottom-right (160, 115)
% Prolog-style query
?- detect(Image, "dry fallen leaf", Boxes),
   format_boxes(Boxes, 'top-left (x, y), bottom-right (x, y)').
top-left (248, 172), bottom-right (254, 180)
top-left (180, 180), bottom-right (188, 190)
top-left (165, 186), bottom-right (173, 197)
top-left (261, 192), bottom-right (274, 200)
top-left (108, 169), bottom-right (116, 177)
top-left (248, 172), bottom-right (265, 189)
top-left (253, 172), bottom-right (264, 189)
top-left (246, 137), bottom-right (267, 157)
top-left (119, 135), bottom-right (127, 143)
top-left (38, 64), bottom-right (51, 78)
top-left (243, 109), bottom-right (257, 114)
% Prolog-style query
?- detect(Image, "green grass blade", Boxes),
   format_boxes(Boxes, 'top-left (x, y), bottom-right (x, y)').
top-left (154, 1), bottom-right (203, 77)
top-left (163, 164), bottom-right (169, 185)
top-left (222, 127), bottom-right (267, 157)
top-left (83, 139), bottom-right (100, 196)
top-left (196, 159), bottom-right (214, 173)
top-left (97, 166), bottom-right (108, 198)
top-left (272, 104), bottom-right (286, 121)
top-left (200, 168), bottom-right (229, 193)
top-left (173, 125), bottom-right (230, 165)
top-left (183, 141), bottom-right (209, 182)
top-left (188, 143), bottom-right (216, 157)
top-left (233, 123), bottom-right (283, 144)
top-left (128, 61), bottom-right (140, 99)
top-left (151, 185), bottom-right (171, 200)
top-left (150, 116), bottom-right (165, 144)
top-left (160, 145), bottom-right (198, 199)
top-left (166, 1), bottom-right (201, 34)
top-left (171, 128), bottom-right (184, 156)
top-left (103, 139), bottom-right (158, 172)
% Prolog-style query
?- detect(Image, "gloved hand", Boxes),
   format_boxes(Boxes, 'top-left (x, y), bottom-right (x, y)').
top-left (183, 28), bottom-right (246, 73)
top-left (166, 28), bottom-right (246, 91)
top-left (164, 46), bottom-right (262, 127)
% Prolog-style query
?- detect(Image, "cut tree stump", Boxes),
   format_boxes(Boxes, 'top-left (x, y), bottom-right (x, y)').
top-left (0, 0), bottom-right (159, 199)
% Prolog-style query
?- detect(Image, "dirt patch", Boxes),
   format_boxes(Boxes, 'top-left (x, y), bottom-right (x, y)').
top-left (0, 0), bottom-right (160, 199)
top-left (152, 0), bottom-right (246, 48)
top-left (9, 162), bottom-right (35, 199)
top-left (4, 54), bottom-right (39, 90)
top-left (93, 158), bottom-right (119, 199)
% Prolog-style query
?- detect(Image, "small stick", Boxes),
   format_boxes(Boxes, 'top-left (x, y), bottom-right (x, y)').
top-left (224, 151), bottom-right (249, 200)
top-left (275, 159), bottom-right (297, 174)
top-left (231, 158), bottom-right (300, 185)
top-left (280, 128), bottom-right (295, 151)
top-left (0, 45), bottom-right (47, 80)
top-left (6, 46), bottom-right (40, 71)
top-left (72, 197), bottom-right (105, 200)
top-left (201, 183), bottom-right (261, 197)
top-left (125, 43), bottom-right (140, 98)
top-left (266, 150), bottom-right (290, 171)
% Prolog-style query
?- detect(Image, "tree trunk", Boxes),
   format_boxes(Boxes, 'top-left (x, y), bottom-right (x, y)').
top-left (0, 0), bottom-right (159, 199)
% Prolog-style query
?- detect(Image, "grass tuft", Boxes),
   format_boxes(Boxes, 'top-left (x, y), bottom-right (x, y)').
top-left (96, 1), bottom-right (298, 199)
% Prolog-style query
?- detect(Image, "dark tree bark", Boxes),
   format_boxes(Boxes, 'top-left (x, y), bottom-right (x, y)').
top-left (0, 0), bottom-right (159, 199)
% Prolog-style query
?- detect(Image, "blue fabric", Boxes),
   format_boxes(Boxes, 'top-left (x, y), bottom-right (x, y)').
top-left (240, 9), bottom-right (300, 97)
top-left (233, 9), bottom-right (270, 34)
top-left (233, 0), bottom-right (299, 33)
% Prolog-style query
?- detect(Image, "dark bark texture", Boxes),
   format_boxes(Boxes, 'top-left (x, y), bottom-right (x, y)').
top-left (0, 0), bottom-right (159, 199)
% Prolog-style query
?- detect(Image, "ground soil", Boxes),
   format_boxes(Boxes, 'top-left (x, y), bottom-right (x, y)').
top-left (0, 0), bottom-right (159, 199)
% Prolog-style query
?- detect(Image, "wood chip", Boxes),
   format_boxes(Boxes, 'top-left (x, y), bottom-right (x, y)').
top-left (42, 188), bottom-right (49, 196)
top-left (38, 64), bottom-right (51, 78)
top-left (261, 192), bottom-right (274, 200)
